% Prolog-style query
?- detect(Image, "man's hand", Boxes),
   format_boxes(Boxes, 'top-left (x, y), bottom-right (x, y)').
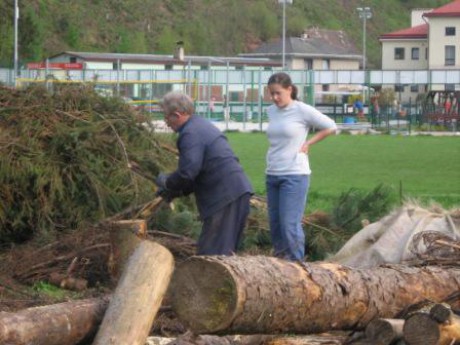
top-left (157, 188), bottom-right (183, 203)
top-left (155, 173), bottom-right (169, 190)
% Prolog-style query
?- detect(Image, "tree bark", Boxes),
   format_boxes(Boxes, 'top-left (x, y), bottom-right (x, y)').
top-left (170, 256), bottom-right (460, 334)
top-left (403, 304), bottom-right (460, 345)
top-left (108, 219), bottom-right (147, 281)
top-left (364, 318), bottom-right (404, 345)
top-left (93, 240), bottom-right (174, 345)
top-left (0, 297), bottom-right (109, 345)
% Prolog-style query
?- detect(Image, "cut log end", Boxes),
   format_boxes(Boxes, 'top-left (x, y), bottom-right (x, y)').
top-left (430, 303), bottom-right (452, 323)
top-left (403, 313), bottom-right (440, 345)
top-left (365, 318), bottom-right (403, 345)
top-left (171, 257), bottom-right (238, 333)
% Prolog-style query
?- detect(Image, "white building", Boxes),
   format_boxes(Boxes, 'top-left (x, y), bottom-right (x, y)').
top-left (31, 48), bottom-right (282, 104)
top-left (379, 0), bottom-right (460, 102)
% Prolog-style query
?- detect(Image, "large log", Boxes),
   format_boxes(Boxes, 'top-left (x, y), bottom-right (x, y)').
top-left (0, 297), bottom-right (109, 345)
top-left (93, 240), bottom-right (174, 345)
top-left (170, 256), bottom-right (460, 334)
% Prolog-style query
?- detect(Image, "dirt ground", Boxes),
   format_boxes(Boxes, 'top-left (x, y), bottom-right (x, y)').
top-left (0, 224), bottom-right (194, 336)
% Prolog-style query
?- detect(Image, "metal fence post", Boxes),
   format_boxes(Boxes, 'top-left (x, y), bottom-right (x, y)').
top-left (242, 69), bottom-right (247, 130)
top-left (258, 67), bottom-right (263, 131)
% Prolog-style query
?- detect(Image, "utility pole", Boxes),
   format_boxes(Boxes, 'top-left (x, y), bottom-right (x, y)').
top-left (356, 7), bottom-right (372, 72)
top-left (357, 6), bottom-right (372, 102)
top-left (14, 0), bottom-right (19, 85)
top-left (278, 0), bottom-right (293, 70)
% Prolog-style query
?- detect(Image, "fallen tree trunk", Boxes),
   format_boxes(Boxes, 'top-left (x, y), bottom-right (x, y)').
top-left (0, 297), bottom-right (109, 345)
top-left (93, 240), bottom-right (174, 345)
top-left (170, 256), bottom-right (460, 334)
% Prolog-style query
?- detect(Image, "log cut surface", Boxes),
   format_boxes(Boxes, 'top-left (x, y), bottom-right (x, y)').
top-left (171, 256), bottom-right (460, 334)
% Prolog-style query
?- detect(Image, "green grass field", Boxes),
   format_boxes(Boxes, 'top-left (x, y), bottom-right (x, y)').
top-left (226, 132), bottom-right (460, 212)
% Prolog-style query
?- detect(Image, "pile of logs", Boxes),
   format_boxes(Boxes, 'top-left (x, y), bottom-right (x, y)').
top-left (1, 220), bottom-right (459, 345)
top-left (357, 302), bottom-right (460, 345)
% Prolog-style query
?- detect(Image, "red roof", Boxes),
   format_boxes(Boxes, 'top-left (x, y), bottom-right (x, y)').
top-left (424, 0), bottom-right (460, 17)
top-left (379, 24), bottom-right (428, 40)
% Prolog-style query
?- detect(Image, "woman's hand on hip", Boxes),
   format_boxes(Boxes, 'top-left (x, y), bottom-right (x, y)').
top-left (300, 141), bottom-right (310, 154)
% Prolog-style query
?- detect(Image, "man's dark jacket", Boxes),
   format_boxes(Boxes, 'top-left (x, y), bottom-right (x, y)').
top-left (166, 115), bottom-right (252, 219)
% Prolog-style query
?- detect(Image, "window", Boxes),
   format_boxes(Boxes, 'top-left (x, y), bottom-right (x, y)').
top-left (394, 48), bottom-right (405, 60)
top-left (165, 64), bottom-right (173, 70)
top-left (322, 59), bottom-right (330, 70)
top-left (112, 61), bottom-right (121, 70)
top-left (304, 59), bottom-right (313, 70)
top-left (446, 27), bottom-right (456, 36)
top-left (445, 84), bottom-right (455, 91)
top-left (229, 91), bottom-right (240, 102)
top-left (445, 46), bottom-right (455, 66)
top-left (200, 65), bottom-right (209, 70)
top-left (322, 84), bottom-right (330, 92)
top-left (151, 84), bottom-right (172, 99)
top-left (69, 57), bottom-right (77, 63)
top-left (395, 84), bottom-right (405, 92)
top-left (411, 48), bottom-right (419, 60)
top-left (263, 66), bottom-right (273, 71)
top-left (410, 85), bottom-right (419, 93)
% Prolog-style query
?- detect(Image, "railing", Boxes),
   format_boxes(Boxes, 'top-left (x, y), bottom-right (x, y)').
top-left (1, 67), bottom-right (458, 132)
top-left (2, 68), bottom-right (460, 88)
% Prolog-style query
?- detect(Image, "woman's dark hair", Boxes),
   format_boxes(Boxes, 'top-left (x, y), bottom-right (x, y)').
top-left (267, 72), bottom-right (298, 100)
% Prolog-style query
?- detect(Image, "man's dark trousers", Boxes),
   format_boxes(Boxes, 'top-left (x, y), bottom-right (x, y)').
top-left (197, 193), bottom-right (251, 255)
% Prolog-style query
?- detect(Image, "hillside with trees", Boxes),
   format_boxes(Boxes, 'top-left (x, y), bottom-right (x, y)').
top-left (0, 0), bottom-right (452, 69)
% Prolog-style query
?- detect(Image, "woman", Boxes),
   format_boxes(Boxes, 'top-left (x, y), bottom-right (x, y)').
top-left (266, 72), bottom-right (337, 261)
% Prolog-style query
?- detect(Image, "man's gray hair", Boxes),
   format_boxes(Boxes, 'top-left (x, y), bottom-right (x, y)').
top-left (160, 91), bottom-right (195, 116)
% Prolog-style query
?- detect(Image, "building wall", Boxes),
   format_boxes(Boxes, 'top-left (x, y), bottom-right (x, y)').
top-left (120, 63), bottom-right (172, 70)
top-left (312, 59), bottom-right (324, 70)
top-left (411, 9), bottom-right (433, 26)
top-left (289, 57), bottom-right (359, 70)
top-left (381, 39), bottom-right (428, 70)
top-left (291, 58), bottom-right (306, 69)
top-left (330, 59), bottom-right (359, 70)
top-left (428, 17), bottom-right (460, 69)
top-left (83, 62), bottom-right (115, 69)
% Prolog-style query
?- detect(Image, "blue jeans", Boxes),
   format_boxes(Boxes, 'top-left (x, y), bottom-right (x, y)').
top-left (266, 174), bottom-right (310, 261)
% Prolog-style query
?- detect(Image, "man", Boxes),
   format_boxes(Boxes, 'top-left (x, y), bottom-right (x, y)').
top-left (354, 98), bottom-right (364, 120)
top-left (156, 91), bottom-right (252, 255)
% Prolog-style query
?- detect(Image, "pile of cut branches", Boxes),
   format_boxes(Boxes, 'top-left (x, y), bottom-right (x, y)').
top-left (0, 85), bottom-right (174, 244)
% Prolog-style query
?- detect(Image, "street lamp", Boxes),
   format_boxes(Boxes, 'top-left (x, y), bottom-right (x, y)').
top-left (278, 0), bottom-right (293, 70)
top-left (356, 7), bottom-right (372, 71)
top-left (14, 0), bottom-right (19, 85)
